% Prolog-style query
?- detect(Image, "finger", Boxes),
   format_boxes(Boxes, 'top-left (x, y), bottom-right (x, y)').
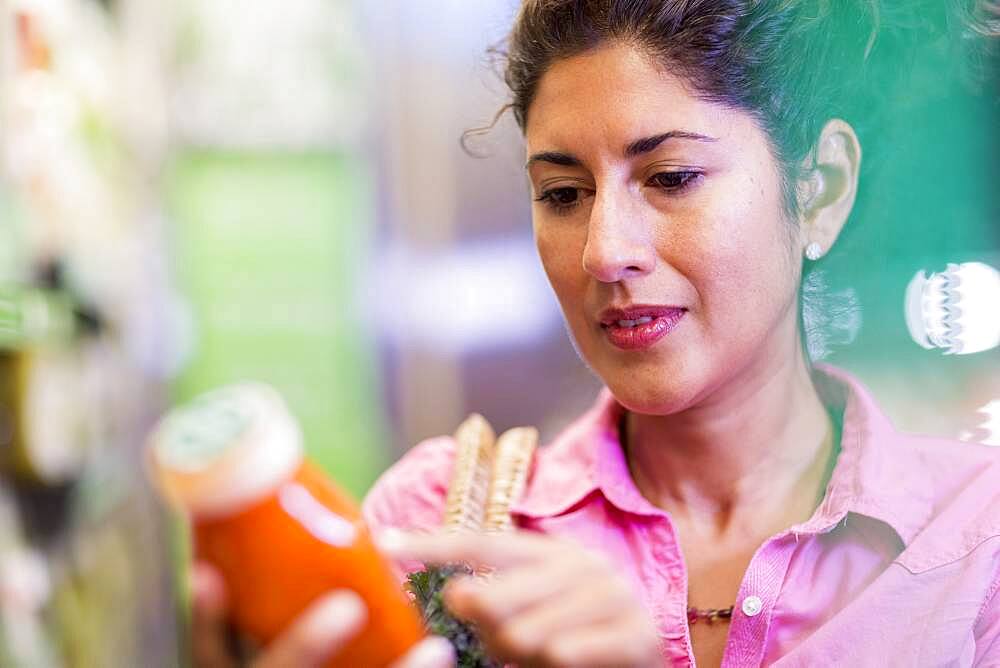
top-left (540, 617), bottom-right (662, 668)
top-left (377, 529), bottom-right (562, 570)
top-left (190, 562), bottom-right (236, 668)
top-left (391, 636), bottom-right (456, 668)
top-left (479, 581), bottom-right (634, 662)
top-left (191, 562), bottom-right (228, 619)
top-left (443, 560), bottom-right (587, 628)
top-left (253, 591), bottom-right (367, 668)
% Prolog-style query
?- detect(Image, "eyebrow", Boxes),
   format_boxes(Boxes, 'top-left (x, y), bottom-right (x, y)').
top-left (525, 151), bottom-right (582, 169)
top-left (525, 130), bottom-right (718, 170)
top-left (624, 130), bottom-right (717, 158)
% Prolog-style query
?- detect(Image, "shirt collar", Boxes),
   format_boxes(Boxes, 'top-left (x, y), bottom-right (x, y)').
top-left (805, 363), bottom-right (933, 545)
top-left (512, 363), bottom-right (933, 546)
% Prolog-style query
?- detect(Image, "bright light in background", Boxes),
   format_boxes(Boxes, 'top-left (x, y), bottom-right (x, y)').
top-left (374, 240), bottom-right (561, 354)
top-left (905, 262), bottom-right (1000, 355)
top-left (960, 400), bottom-right (1000, 446)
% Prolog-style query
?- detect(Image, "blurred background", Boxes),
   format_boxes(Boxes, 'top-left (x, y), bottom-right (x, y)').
top-left (0, 0), bottom-right (996, 665)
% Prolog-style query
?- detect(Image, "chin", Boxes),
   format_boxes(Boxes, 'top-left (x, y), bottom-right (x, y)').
top-left (571, 325), bottom-right (717, 415)
top-left (596, 356), bottom-right (705, 416)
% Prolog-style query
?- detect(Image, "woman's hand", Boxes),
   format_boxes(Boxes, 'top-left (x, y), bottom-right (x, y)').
top-left (189, 561), bottom-right (455, 668)
top-left (379, 530), bottom-right (662, 668)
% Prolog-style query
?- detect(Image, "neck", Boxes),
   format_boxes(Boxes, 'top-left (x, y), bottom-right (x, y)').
top-left (625, 342), bottom-right (835, 539)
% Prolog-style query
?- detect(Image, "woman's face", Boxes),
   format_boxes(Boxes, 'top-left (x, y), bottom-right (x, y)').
top-left (526, 44), bottom-right (805, 415)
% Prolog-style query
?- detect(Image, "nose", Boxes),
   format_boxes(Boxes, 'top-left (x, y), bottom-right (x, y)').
top-left (582, 189), bottom-right (656, 283)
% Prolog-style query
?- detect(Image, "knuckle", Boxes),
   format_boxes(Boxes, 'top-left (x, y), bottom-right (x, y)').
top-left (285, 627), bottom-right (331, 661)
top-left (540, 639), bottom-right (577, 667)
top-left (585, 576), bottom-right (631, 609)
top-left (457, 587), bottom-right (503, 627)
top-left (493, 619), bottom-right (542, 658)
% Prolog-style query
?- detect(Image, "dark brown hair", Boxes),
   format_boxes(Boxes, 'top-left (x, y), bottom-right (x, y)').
top-left (486, 0), bottom-right (951, 215)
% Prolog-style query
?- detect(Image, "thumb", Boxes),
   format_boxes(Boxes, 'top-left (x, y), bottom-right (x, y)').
top-left (392, 636), bottom-right (456, 668)
top-left (253, 591), bottom-right (367, 668)
top-left (190, 562), bottom-right (237, 668)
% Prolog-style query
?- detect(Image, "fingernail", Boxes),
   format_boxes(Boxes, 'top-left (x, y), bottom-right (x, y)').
top-left (449, 574), bottom-right (481, 595)
top-left (318, 590), bottom-right (367, 631)
top-left (190, 563), bottom-right (214, 594)
top-left (409, 636), bottom-right (456, 667)
top-left (190, 563), bottom-right (227, 615)
top-left (375, 528), bottom-right (406, 553)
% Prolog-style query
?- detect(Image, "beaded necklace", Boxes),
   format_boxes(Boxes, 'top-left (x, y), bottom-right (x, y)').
top-left (686, 606), bottom-right (734, 625)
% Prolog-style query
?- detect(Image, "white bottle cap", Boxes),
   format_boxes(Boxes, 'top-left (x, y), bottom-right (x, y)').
top-left (146, 383), bottom-right (303, 518)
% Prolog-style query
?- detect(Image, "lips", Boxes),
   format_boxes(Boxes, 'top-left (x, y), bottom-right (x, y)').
top-left (598, 305), bottom-right (687, 350)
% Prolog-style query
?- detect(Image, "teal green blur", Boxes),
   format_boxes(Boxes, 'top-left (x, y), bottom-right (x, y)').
top-left (818, 14), bottom-right (998, 363)
top-left (811, 10), bottom-right (998, 434)
top-left (166, 151), bottom-right (387, 497)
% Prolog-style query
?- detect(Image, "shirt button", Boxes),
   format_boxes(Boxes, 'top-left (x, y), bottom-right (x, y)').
top-left (742, 595), bottom-right (763, 617)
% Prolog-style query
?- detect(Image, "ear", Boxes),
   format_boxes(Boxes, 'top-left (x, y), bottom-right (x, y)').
top-left (796, 119), bottom-right (862, 259)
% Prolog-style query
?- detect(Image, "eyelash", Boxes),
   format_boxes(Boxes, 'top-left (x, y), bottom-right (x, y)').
top-left (534, 171), bottom-right (703, 215)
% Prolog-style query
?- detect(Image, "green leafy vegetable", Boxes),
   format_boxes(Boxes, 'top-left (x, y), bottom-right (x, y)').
top-left (406, 564), bottom-right (500, 668)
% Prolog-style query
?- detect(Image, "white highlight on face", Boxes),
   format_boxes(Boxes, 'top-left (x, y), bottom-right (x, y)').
top-left (905, 262), bottom-right (1000, 355)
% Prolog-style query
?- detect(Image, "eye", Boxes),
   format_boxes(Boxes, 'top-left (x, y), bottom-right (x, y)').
top-left (534, 186), bottom-right (588, 214)
top-left (647, 171), bottom-right (702, 192)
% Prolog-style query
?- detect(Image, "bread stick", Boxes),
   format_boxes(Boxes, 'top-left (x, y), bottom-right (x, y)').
top-left (442, 414), bottom-right (495, 533)
top-left (483, 427), bottom-right (538, 533)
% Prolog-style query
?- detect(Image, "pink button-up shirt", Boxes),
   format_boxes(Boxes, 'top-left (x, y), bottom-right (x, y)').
top-left (363, 364), bottom-right (1000, 666)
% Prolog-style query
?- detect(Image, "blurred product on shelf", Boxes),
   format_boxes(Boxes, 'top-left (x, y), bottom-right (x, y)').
top-left (0, 281), bottom-right (101, 485)
top-left (0, 1), bottom-right (180, 667)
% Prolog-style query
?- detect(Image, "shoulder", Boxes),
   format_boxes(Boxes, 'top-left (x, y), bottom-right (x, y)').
top-left (906, 434), bottom-right (1000, 507)
top-left (894, 433), bottom-right (1000, 573)
top-left (361, 435), bottom-right (457, 535)
top-left (823, 363), bottom-right (1000, 566)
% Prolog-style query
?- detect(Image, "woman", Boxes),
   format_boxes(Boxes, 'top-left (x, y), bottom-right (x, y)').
top-left (193, 1), bottom-right (1000, 666)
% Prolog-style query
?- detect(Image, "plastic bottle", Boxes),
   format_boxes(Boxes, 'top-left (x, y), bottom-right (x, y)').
top-left (146, 383), bottom-right (424, 667)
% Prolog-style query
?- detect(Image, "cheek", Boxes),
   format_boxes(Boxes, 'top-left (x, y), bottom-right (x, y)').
top-left (534, 221), bottom-right (587, 306)
top-left (677, 175), bottom-right (797, 320)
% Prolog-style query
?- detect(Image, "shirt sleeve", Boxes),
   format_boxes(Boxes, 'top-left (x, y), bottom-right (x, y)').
top-left (361, 435), bottom-right (457, 576)
top-left (974, 578), bottom-right (1000, 666)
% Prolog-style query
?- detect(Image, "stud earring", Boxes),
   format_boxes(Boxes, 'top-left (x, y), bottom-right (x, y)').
top-left (805, 242), bottom-right (824, 261)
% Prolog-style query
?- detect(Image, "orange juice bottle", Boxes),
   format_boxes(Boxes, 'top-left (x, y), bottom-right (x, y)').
top-left (147, 383), bottom-right (425, 667)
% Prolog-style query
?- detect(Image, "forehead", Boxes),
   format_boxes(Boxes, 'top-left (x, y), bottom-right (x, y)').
top-left (525, 44), bottom-right (747, 155)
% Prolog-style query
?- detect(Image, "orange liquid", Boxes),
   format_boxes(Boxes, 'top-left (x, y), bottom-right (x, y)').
top-left (194, 463), bottom-right (425, 667)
